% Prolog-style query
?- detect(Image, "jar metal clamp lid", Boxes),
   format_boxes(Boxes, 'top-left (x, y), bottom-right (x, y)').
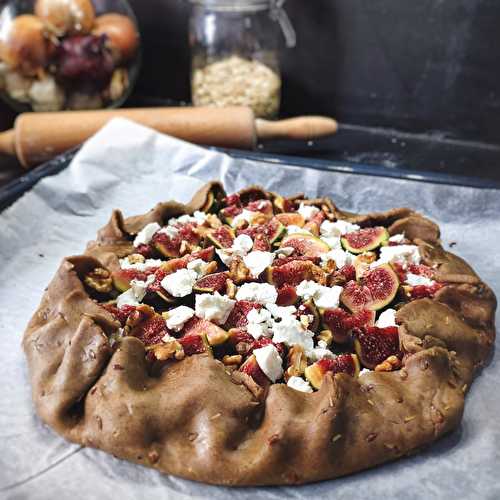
top-left (189, 0), bottom-right (296, 47)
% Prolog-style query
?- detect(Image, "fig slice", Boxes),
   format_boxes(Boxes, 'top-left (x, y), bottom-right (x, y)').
top-left (341, 264), bottom-right (399, 312)
top-left (321, 308), bottom-right (375, 343)
top-left (363, 264), bottom-right (399, 310)
top-left (152, 232), bottom-right (181, 258)
top-left (223, 300), bottom-right (261, 329)
top-left (112, 268), bottom-right (155, 292)
top-left (178, 333), bottom-right (212, 356)
top-left (276, 284), bottom-right (298, 306)
top-left (238, 218), bottom-right (285, 245)
top-left (206, 225), bottom-right (235, 249)
top-left (219, 205), bottom-right (242, 225)
top-left (341, 226), bottom-right (389, 254)
top-left (354, 326), bottom-right (400, 369)
top-left (239, 354), bottom-right (271, 387)
top-left (267, 259), bottom-right (326, 288)
top-left (305, 354), bottom-right (360, 389)
top-left (193, 272), bottom-right (228, 293)
top-left (275, 212), bottom-right (305, 227)
top-left (280, 233), bottom-right (330, 258)
top-left (182, 317), bottom-right (229, 346)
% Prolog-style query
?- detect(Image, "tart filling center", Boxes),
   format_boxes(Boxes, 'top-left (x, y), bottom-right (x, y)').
top-left (88, 188), bottom-right (443, 392)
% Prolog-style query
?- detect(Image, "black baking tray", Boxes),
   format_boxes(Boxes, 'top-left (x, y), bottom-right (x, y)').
top-left (1, 145), bottom-right (500, 213)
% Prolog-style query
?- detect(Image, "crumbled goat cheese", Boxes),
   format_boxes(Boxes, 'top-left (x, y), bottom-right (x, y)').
top-left (376, 308), bottom-right (397, 328)
top-left (306, 345), bottom-right (336, 362)
top-left (116, 274), bottom-right (155, 308)
top-left (320, 248), bottom-right (353, 268)
top-left (287, 376), bottom-right (313, 393)
top-left (236, 283), bottom-right (278, 304)
top-left (195, 292), bottom-right (235, 324)
top-left (372, 245), bottom-right (421, 269)
top-left (164, 306), bottom-right (195, 332)
top-left (233, 234), bottom-right (254, 253)
top-left (119, 257), bottom-right (163, 271)
top-left (274, 246), bottom-right (295, 257)
top-left (157, 225), bottom-right (179, 239)
top-left (359, 368), bottom-right (371, 376)
top-left (265, 303), bottom-right (297, 319)
top-left (271, 315), bottom-right (314, 351)
top-left (287, 225), bottom-right (312, 235)
top-left (187, 258), bottom-right (210, 278)
top-left (388, 233), bottom-right (405, 243)
top-left (406, 273), bottom-right (435, 287)
top-left (298, 203), bottom-right (320, 221)
top-left (133, 222), bottom-right (161, 247)
top-left (246, 308), bottom-right (272, 339)
top-left (254, 344), bottom-right (283, 382)
top-left (231, 209), bottom-right (255, 228)
top-left (320, 219), bottom-right (360, 237)
top-left (320, 236), bottom-right (342, 250)
top-left (161, 269), bottom-right (198, 297)
top-left (170, 211), bottom-right (207, 226)
top-left (216, 234), bottom-right (254, 266)
top-left (243, 251), bottom-right (275, 278)
top-left (296, 280), bottom-right (343, 309)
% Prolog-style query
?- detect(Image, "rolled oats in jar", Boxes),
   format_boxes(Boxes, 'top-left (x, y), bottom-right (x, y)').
top-left (189, 0), bottom-right (295, 119)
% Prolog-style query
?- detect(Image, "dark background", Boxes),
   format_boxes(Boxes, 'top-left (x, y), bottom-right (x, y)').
top-left (1, 0), bottom-right (499, 187)
top-left (130, 0), bottom-right (500, 145)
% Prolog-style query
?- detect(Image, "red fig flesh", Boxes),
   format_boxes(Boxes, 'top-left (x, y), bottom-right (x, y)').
top-left (341, 226), bottom-right (389, 254)
top-left (354, 326), bottom-right (400, 369)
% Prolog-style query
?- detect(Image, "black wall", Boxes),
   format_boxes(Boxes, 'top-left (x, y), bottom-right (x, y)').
top-left (130, 0), bottom-right (500, 144)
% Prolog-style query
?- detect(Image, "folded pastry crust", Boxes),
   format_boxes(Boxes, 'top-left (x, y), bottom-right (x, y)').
top-left (23, 182), bottom-right (496, 485)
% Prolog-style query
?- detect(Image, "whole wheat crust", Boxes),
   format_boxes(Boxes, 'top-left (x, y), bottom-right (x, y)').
top-left (23, 182), bottom-right (496, 486)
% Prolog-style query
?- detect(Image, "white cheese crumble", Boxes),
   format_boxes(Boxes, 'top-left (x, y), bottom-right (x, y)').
top-left (195, 292), bottom-right (235, 324)
top-left (320, 248), bottom-right (354, 268)
top-left (274, 246), bottom-right (294, 257)
top-left (375, 308), bottom-right (397, 328)
top-left (164, 305), bottom-right (195, 332)
top-left (254, 344), bottom-right (283, 382)
top-left (266, 303), bottom-right (297, 319)
top-left (231, 209), bottom-right (255, 227)
top-left (372, 244), bottom-right (421, 269)
top-left (236, 282), bottom-right (278, 304)
top-left (170, 211), bottom-right (207, 226)
top-left (133, 222), bottom-right (161, 247)
top-left (271, 315), bottom-right (314, 351)
top-left (187, 258), bottom-right (210, 278)
top-left (233, 234), bottom-right (254, 253)
top-left (320, 236), bottom-right (342, 249)
top-left (298, 203), bottom-right (320, 221)
top-left (287, 376), bottom-right (313, 393)
top-left (406, 273), bottom-right (435, 287)
top-left (161, 269), bottom-right (198, 297)
top-left (116, 274), bottom-right (155, 308)
top-left (216, 234), bottom-right (254, 266)
top-left (320, 219), bottom-right (360, 237)
top-left (306, 345), bottom-right (336, 362)
top-left (359, 368), bottom-right (371, 376)
top-left (287, 225), bottom-right (312, 235)
top-left (243, 251), bottom-right (275, 278)
top-left (119, 257), bottom-right (163, 271)
top-left (388, 233), bottom-right (405, 243)
top-left (246, 307), bottom-right (273, 339)
top-left (296, 280), bottom-right (343, 309)
top-left (157, 225), bottom-right (179, 239)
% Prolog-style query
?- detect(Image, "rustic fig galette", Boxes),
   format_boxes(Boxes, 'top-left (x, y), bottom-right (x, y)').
top-left (24, 182), bottom-right (496, 486)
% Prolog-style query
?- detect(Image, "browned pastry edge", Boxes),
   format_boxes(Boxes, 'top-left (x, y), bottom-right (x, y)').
top-left (23, 182), bottom-right (497, 486)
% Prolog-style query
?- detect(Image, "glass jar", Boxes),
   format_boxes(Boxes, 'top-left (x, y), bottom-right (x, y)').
top-left (189, 0), bottom-right (295, 119)
top-left (0, 0), bottom-right (141, 112)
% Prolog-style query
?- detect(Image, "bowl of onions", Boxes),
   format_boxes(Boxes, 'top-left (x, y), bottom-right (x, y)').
top-left (0, 0), bottom-right (141, 111)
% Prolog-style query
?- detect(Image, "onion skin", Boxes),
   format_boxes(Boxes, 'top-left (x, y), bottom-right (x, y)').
top-left (93, 13), bottom-right (139, 63)
top-left (34, 0), bottom-right (95, 36)
top-left (0, 15), bottom-right (50, 76)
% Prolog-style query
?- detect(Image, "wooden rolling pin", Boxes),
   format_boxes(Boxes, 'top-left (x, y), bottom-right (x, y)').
top-left (0, 106), bottom-right (337, 168)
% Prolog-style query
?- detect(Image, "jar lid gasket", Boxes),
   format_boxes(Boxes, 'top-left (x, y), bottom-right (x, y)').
top-left (189, 0), bottom-right (272, 12)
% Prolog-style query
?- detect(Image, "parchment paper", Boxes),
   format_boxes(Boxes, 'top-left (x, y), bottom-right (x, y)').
top-left (0, 118), bottom-right (499, 500)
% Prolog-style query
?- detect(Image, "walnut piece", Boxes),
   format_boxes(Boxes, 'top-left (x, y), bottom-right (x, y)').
top-left (84, 267), bottom-right (113, 293)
